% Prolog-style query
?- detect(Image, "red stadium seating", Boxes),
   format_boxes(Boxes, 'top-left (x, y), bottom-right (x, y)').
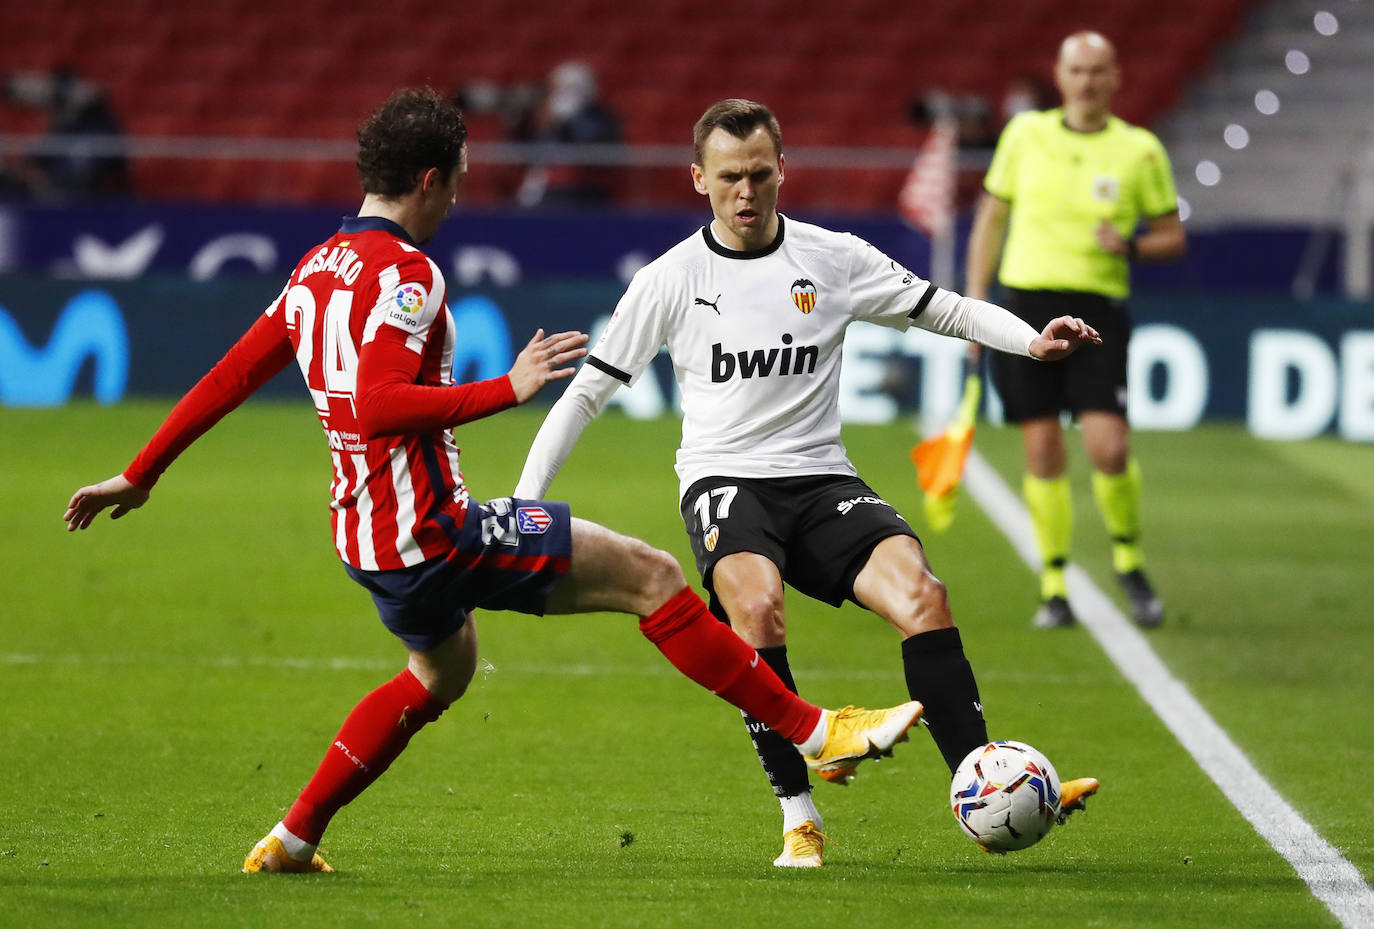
top-left (0, 0), bottom-right (1260, 208)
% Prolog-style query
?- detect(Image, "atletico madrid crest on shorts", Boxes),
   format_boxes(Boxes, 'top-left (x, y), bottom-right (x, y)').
top-left (790, 278), bottom-right (818, 314)
top-left (516, 506), bottom-right (553, 534)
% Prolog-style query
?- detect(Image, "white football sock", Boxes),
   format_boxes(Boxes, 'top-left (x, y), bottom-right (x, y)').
top-left (797, 710), bottom-right (830, 756)
top-left (780, 791), bottom-right (822, 833)
top-left (270, 821), bottom-right (316, 861)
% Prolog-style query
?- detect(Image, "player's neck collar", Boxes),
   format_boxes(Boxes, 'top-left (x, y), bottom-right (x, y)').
top-left (702, 214), bottom-right (785, 260)
top-left (340, 215), bottom-right (416, 244)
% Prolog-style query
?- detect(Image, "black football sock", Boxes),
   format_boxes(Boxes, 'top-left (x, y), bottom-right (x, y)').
top-left (901, 627), bottom-right (989, 774)
top-left (708, 595), bottom-right (811, 797)
top-left (742, 645), bottom-right (813, 797)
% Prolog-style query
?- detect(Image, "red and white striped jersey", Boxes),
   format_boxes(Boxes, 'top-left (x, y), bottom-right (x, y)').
top-left (125, 215), bottom-right (516, 572)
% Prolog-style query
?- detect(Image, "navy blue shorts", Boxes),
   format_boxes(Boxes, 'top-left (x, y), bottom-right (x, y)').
top-left (344, 497), bottom-right (573, 651)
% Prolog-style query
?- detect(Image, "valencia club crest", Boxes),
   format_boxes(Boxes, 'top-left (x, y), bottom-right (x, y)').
top-left (790, 279), bottom-right (818, 314)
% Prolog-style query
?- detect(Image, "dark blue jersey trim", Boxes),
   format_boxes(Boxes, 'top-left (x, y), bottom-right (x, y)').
top-left (340, 215), bottom-right (416, 245)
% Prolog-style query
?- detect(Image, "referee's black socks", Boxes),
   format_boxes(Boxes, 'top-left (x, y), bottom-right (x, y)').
top-left (901, 627), bottom-right (989, 773)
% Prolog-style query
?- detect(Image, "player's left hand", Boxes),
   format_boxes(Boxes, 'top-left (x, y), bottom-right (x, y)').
top-left (508, 328), bottom-right (590, 403)
top-left (64, 474), bottom-right (150, 531)
top-left (1029, 315), bottom-right (1102, 361)
top-left (1095, 219), bottom-right (1128, 255)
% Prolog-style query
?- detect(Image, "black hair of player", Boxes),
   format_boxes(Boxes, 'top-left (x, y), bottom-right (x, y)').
top-left (357, 88), bottom-right (468, 199)
top-left (692, 99), bottom-right (782, 165)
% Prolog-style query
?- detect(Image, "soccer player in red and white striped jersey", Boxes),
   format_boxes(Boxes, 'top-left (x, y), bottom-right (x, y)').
top-left (63, 88), bottom-right (923, 874)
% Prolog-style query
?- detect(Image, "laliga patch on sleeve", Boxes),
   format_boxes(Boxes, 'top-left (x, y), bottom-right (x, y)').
top-left (516, 506), bottom-right (553, 534)
top-left (385, 282), bottom-right (429, 331)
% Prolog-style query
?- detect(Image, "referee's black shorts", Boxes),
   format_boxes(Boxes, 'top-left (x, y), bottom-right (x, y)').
top-left (991, 287), bottom-right (1130, 423)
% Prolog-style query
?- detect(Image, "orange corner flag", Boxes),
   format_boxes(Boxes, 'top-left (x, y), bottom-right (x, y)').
top-left (911, 373), bottom-right (981, 531)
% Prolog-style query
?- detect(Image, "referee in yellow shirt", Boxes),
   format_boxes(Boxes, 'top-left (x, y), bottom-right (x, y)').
top-left (965, 31), bottom-right (1186, 629)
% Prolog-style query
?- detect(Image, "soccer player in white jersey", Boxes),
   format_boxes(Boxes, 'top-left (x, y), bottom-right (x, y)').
top-left (515, 99), bottom-right (1102, 867)
top-left (62, 89), bottom-right (925, 874)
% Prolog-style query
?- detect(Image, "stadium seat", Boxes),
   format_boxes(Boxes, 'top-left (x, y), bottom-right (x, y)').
top-left (4, 0), bottom-right (1264, 208)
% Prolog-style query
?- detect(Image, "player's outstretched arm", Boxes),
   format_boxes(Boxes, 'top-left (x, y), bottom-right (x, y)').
top-left (64, 474), bottom-right (150, 531)
top-left (1028, 315), bottom-right (1103, 361)
top-left (507, 328), bottom-right (589, 403)
top-left (513, 358), bottom-right (621, 500)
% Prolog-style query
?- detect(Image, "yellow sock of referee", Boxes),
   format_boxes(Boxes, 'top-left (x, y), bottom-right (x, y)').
top-left (1091, 459), bottom-right (1144, 574)
top-left (1024, 474), bottom-right (1072, 601)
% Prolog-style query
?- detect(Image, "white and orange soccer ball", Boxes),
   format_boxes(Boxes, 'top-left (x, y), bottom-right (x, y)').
top-left (950, 740), bottom-right (1061, 853)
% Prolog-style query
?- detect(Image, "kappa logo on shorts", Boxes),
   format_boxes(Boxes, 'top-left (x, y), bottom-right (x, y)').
top-left (516, 506), bottom-right (553, 534)
top-left (703, 524), bottom-right (720, 552)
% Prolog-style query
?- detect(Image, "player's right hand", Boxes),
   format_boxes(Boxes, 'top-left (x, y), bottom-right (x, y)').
top-left (508, 328), bottom-right (589, 403)
top-left (1028, 315), bottom-right (1102, 361)
top-left (64, 474), bottom-right (150, 531)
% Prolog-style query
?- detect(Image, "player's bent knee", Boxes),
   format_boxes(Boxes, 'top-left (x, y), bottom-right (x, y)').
top-left (409, 665), bottom-right (472, 705)
top-left (636, 543), bottom-right (687, 603)
top-left (895, 571), bottom-right (953, 635)
top-left (725, 590), bottom-right (785, 641)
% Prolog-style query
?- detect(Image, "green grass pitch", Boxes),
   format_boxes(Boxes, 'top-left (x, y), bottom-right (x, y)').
top-left (2, 401), bottom-right (1370, 928)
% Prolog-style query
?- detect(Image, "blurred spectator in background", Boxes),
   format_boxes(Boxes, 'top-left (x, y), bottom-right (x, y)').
top-left (3, 67), bottom-right (130, 198)
top-left (454, 77), bottom-right (542, 141)
top-left (998, 72), bottom-right (1055, 126)
top-left (909, 73), bottom-right (1055, 153)
top-left (516, 60), bottom-right (622, 207)
top-left (909, 90), bottom-right (996, 150)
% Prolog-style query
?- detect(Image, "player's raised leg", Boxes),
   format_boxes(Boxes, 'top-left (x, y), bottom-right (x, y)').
top-left (854, 536), bottom-right (989, 774)
top-left (545, 518), bottom-right (922, 770)
top-left (244, 617), bottom-right (478, 873)
top-left (856, 539), bottom-right (1102, 830)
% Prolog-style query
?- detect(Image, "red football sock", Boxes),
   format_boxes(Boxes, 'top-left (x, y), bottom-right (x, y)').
top-left (639, 586), bottom-right (822, 743)
top-left (283, 668), bottom-right (447, 845)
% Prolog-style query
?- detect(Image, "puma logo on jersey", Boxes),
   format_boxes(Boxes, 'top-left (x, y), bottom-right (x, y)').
top-left (694, 294), bottom-right (721, 314)
top-left (710, 334), bottom-right (818, 383)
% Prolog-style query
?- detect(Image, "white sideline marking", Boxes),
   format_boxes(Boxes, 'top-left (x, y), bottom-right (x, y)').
top-left (963, 450), bottom-right (1374, 929)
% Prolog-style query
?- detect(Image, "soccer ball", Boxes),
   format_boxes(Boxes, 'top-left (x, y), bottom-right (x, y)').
top-left (949, 740), bottom-right (1061, 853)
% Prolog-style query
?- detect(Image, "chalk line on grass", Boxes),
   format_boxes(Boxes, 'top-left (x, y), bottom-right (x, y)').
top-left (963, 449), bottom-right (1373, 929)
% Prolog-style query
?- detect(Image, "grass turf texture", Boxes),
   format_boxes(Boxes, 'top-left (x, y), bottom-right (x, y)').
top-left (3, 401), bottom-right (1369, 928)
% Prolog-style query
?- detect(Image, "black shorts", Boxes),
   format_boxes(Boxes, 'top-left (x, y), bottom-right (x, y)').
top-left (679, 473), bottom-right (918, 608)
top-left (991, 288), bottom-right (1130, 422)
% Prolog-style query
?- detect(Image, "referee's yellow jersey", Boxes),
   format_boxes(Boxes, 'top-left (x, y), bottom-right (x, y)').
top-left (984, 108), bottom-right (1178, 299)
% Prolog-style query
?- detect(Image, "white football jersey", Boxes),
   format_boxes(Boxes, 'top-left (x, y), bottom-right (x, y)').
top-left (586, 215), bottom-right (960, 497)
